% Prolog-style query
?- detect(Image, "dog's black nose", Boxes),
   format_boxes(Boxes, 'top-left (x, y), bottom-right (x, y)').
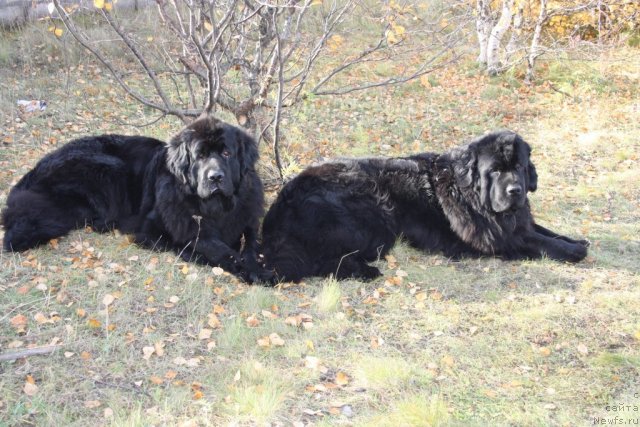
top-left (507, 184), bottom-right (522, 196)
top-left (207, 170), bottom-right (224, 182)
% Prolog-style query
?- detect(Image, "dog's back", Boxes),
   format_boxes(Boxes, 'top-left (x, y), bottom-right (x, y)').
top-left (2, 135), bottom-right (164, 251)
top-left (261, 156), bottom-right (429, 282)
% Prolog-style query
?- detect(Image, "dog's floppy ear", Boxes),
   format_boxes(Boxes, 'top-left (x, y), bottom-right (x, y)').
top-left (236, 128), bottom-right (259, 174)
top-left (452, 147), bottom-right (476, 188)
top-left (166, 130), bottom-right (191, 184)
top-left (523, 140), bottom-right (538, 192)
top-left (527, 158), bottom-right (538, 192)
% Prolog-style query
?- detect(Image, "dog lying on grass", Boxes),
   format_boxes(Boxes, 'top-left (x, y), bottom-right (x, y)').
top-left (261, 130), bottom-right (589, 282)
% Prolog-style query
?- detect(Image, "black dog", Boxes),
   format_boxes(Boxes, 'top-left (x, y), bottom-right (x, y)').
top-left (261, 130), bottom-right (589, 282)
top-left (2, 115), bottom-right (270, 282)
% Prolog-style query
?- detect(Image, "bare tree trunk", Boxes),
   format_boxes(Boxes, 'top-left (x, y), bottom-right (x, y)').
top-left (487, 0), bottom-right (514, 75)
top-left (525, 0), bottom-right (548, 84)
top-left (475, 0), bottom-right (492, 64)
top-left (505, 5), bottom-right (523, 64)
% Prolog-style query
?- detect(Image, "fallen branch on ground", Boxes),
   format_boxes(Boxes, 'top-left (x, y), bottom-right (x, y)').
top-left (0, 345), bottom-right (62, 362)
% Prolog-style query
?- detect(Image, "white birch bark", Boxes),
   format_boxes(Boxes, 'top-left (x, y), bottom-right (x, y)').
top-left (486, 0), bottom-right (515, 75)
top-left (475, 0), bottom-right (493, 64)
top-left (505, 6), bottom-right (523, 64)
top-left (525, 0), bottom-right (548, 84)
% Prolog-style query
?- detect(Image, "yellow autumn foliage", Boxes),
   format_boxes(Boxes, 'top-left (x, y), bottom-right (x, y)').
top-left (475, 0), bottom-right (639, 40)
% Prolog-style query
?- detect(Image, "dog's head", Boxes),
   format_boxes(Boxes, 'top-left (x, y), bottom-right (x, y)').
top-left (166, 115), bottom-right (259, 200)
top-left (451, 130), bottom-right (537, 213)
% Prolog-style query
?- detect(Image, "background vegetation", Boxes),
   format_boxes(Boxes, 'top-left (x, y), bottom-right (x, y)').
top-left (0, 1), bottom-right (638, 425)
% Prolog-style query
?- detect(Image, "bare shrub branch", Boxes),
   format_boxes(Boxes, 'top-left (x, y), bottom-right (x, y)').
top-left (51, 0), bottom-right (463, 176)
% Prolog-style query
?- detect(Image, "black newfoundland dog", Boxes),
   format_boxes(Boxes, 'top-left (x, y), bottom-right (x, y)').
top-left (2, 115), bottom-right (271, 282)
top-left (261, 130), bottom-right (589, 282)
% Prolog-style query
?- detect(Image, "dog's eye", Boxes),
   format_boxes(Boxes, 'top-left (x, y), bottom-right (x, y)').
top-left (222, 149), bottom-right (232, 158)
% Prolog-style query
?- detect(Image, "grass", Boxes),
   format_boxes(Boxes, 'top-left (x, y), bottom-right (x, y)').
top-left (362, 395), bottom-right (450, 427)
top-left (315, 279), bottom-right (342, 313)
top-left (1, 10), bottom-right (639, 427)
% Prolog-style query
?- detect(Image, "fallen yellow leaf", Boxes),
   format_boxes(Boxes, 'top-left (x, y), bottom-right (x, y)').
top-left (149, 376), bottom-right (163, 385)
top-left (246, 315), bottom-right (260, 328)
top-left (10, 314), bottom-right (28, 331)
top-left (24, 382), bottom-right (38, 396)
top-left (207, 313), bottom-right (222, 328)
top-left (198, 328), bottom-right (213, 340)
top-left (154, 341), bottom-right (165, 357)
top-left (441, 354), bottom-right (455, 367)
top-left (102, 294), bottom-right (115, 306)
top-left (335, 371), bottom-right (350, 386)
top-left (261, 310), bottom-right (277, 319)
top-left (34, 312), bottom-right (52, 324)
top-left (142, 346), bottom-right (155, 360)
top-left (269, 333), bottom-right (285, 346)
top-left (84, 400), bottom-right (101, 408)
top-left (576, 344), bottom-right (589, 355)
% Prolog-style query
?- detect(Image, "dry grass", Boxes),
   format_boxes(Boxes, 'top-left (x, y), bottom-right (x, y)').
top-left (1, 13), bottom-right (639, 427)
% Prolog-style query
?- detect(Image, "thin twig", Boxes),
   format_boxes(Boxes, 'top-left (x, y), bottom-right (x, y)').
top-left (313, 47), bottom-right (461, 96)
top-left (549, 83), bottom-right (578, 101)
top-left (110, 112), bottom-right (168, 129)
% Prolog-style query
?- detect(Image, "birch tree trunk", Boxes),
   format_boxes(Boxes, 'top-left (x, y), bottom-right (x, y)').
top-left (486, 0), bottom-right (515, 75)
top-left (525, 0), bottom-right (548, 84)
top-left (505, 6), bottom-right (523, 64)
top-left (475, 0), bottom-right (493, 64)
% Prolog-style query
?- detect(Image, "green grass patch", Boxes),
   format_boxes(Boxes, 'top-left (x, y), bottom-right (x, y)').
top-left (596, 352), bottom-right (640, 368)
top-left (362, 395), bottom-right (450, 427)
top-left (315, 278), bottom-right (342, 313)
top-left (222, 360), bottom-right (290, 422)
top-left (354, 355), bottom-right (429, 390)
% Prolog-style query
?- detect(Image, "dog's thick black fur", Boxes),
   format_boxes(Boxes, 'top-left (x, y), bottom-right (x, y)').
top-left (2, 116), bottom-right (271, 282)
top-left (261, 130), bottom-right (589, 282)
